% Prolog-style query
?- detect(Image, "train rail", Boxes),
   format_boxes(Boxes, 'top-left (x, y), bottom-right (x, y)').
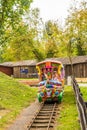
top-left (27, 102), bottom-right (58, 130)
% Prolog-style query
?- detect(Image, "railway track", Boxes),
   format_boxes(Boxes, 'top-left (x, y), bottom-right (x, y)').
top-left (27, 102), bottom-right (58, 130)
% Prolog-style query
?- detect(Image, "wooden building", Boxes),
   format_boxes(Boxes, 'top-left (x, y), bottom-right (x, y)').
top-left (0, 62), bottom-right (13, 76)
top-left (13, 60), bottom-right (37, 78)
top-left (0, 56), bottom-right (87, 78)
top-left (64, 56), bottom-right (87, 78)
top-left (42, 56), bottom-right (87, 78)
top-left (0, 60), bottom-right (37, 78)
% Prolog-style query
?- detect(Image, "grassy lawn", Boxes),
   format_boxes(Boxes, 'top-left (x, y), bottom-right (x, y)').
top-left (56, 85), bottom-right (81, 130)
top-left (79, 86), bottom-right (87, 101)
top-left (0, 72), bottom-right (38, 130)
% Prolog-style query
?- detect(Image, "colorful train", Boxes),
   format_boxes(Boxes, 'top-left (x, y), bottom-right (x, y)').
top-left (36, 60), bottom-right (65, 102)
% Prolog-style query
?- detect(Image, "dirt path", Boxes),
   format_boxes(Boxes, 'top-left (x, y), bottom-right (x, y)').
top-left (7, 100), bottom-right (41, 130)
top-left (18, 79), bottom-right (39, 86)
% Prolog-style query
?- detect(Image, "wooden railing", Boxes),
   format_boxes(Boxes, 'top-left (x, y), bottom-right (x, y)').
top-left (72, 77), bottom-right (87, 130)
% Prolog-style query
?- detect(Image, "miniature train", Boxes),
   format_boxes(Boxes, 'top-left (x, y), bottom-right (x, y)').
top-left (36, 60), bottom-right (65, 102)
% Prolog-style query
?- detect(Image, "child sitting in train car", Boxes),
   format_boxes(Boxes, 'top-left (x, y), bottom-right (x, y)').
top-left (52, 71), bottom-right (58, 80)
top-left (52, 71), bottom-right (62, 82)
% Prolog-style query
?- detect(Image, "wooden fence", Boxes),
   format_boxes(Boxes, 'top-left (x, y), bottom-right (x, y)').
top-left (72, 77), bottom-right (87, 130)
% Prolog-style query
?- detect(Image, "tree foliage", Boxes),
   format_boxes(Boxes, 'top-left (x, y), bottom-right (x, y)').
top-left (0, 0), bottom-right (33, 46)
top-left (65, 1), bottom-right (87, 56)
top-left (43, 20), bottom-right (66, 58)
top-left (1, 8), bottom-right (45, 62)
top-left (0, 0), bottom-right (87, 62)
top-left (0, 0), bottom-right (33, 31)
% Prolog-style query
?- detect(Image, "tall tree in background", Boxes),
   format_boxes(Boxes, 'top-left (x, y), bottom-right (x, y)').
top-left (0, 0), bottom-right (33, 62)
top-left (0, 0), bottom-right (33, 42)
top-left (43, 20), bottom-right (66, 58)
top-left (24, 8), bottom-right (46, 61)
top-left (65, 1), bottom-right (87, 56)
top-left (1, 8), bottom-right (45, 61)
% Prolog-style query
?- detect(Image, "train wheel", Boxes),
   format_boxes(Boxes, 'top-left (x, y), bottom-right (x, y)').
top-left (58, 91), bottom-right (63, 103)
top-left (37, 94), bottom-right (42, 102)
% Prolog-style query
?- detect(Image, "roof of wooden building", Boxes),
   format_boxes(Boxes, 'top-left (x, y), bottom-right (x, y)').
top-left (70, 56), bottom-right (87, 64)
top-left (0, 55), bottom-right (87, 67)
top-left (45, 56), bottom-right (87, 65)
top-left (0, 62), bottom-right (14, 67)
top-left (0, 60), bottom-right (37, 67)
top-left (48, 55), bottom-right (87, 65)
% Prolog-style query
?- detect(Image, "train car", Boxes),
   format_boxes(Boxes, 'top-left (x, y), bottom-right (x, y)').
top-left (36, 60), bottom-right (65, 102)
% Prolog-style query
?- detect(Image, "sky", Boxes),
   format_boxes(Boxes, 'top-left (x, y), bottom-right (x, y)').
top-left (31, 0), bottom-right (82, 25)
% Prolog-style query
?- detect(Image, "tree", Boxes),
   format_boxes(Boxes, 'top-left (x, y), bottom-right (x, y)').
top-left (0, 0), bottom-right (33, 47)
top-left (43, 20), bottom-right (66, 58)
top-left (0, 0), bottom-right (33, 31)
top-left (65, 1), bottom-right (87, 56)
top-left (1, 8), bottom-right (45, 62)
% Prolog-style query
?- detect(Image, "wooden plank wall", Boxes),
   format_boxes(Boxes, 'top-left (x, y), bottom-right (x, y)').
top-left (13, 66), bottom-right (37, 78)
top-left (0, 66), bottom-right (13, 76)
top-left (65, 63), bottom-right (87, 78)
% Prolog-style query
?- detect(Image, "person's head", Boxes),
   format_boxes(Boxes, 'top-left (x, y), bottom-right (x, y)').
top-left (53, 71), bottom-right (56, 75)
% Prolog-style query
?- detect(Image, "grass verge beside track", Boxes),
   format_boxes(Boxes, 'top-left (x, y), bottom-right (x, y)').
top-left (0, 72), bottom-right (37, 130)
top-left (79, 86), bottom-right (87, 101)
top-left (56, 86), bottom-right (81, 130)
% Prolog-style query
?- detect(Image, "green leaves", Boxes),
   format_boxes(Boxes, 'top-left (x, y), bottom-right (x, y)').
top-left (0, 0), bottom-right (33, 44)
top-left (66, 1), bottom-right (87, 56)
top-left (0, 0), bottom-right (87, 62)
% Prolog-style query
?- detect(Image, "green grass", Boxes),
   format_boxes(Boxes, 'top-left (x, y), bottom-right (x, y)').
top-left (56, 86), bottom-right (81, 130)
top-left (79, 86), bottom-right (87, 101)
top-left (0, 72), bottom-right (38, 130)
